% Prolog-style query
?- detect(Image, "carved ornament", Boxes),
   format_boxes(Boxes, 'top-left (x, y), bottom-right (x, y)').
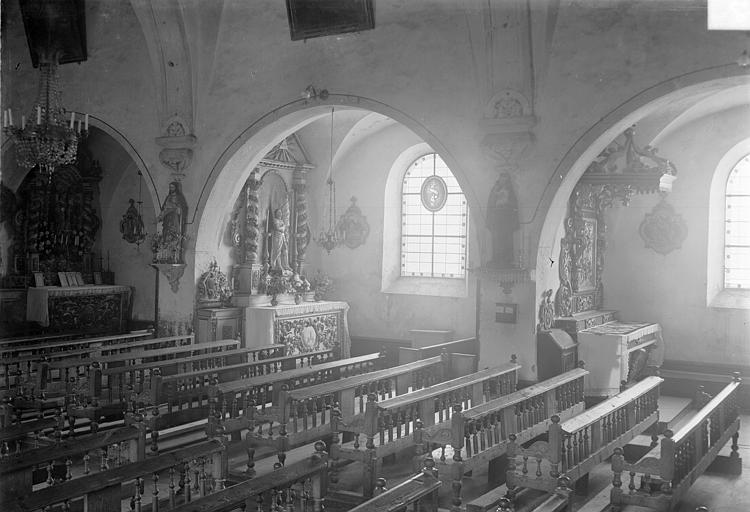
top-left (538, 289), bottom-right (555, 332)
top-left (275, 313), bottom-right (341, 356)
top-left (638, 199), bottom-right (687, 255)
top-left (196, 259), bottom-right (232, 306)
top-left (581, 126), bottom-right (677, 195)
top-left (336, 197), bottom-right (370, 249)
top-left (152, 263), bottom-right (186, 293)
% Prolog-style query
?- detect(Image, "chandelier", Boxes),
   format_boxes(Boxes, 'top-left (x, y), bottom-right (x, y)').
top-left (316, 108), bottom-right (339, 254)
top-left (3, 59), bottom-right (87, 177)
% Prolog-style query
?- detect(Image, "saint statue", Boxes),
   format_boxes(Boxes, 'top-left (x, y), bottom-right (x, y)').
top-left (269, 207), bottom-right (292, 274)
top-left (486, 173), bottom-right (519, 268)
top-left (120, 198), bottom-right (145, 244)
top-left (157, 181), bottom-right (188, 262)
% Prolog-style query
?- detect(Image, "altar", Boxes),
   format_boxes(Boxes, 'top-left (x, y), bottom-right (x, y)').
top-left (242, 300), bottom-right (351, 358)
top-left (577, 320), bottom-right (663, 399)
top-left (26, 285), bottom-right (132, 333)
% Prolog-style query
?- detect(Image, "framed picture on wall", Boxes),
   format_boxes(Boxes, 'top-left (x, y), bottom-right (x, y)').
top-left (58, 272), bottom-right (69, 287)
top-left (33, 272), bottom-right (45, 287)
top-left (93, 271), bottom-right (102, 285)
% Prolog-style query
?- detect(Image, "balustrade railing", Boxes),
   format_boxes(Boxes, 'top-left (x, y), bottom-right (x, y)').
top-left (3, 438), bottom-right (226, 512)
top-left (506, 376), bottom-right (663, 502)
top-left (610, 374), bottom-right (742, 512)
top-left (0, 416), bottom-right (147, 502)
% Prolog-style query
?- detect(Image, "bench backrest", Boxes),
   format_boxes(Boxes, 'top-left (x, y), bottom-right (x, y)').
top-left (2, 439), bottom-right (226, 512)
top-left (398, 336), bottom-right (479, 368)
top-left (0, 421), bottom-right (147, 501)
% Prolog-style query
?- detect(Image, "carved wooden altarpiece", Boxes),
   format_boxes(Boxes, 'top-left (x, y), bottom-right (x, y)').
top-left (554, 126), bottom-right (677, 318)
top-left (230, 136), bottom-right (315, 304)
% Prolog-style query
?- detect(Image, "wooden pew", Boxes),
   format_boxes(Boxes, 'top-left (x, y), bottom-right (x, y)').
top-left (1, 330), bottom-right (156, 392)
top-left (166, 441), bottom-right (328, 512)
top-left (0, 417), bottom-right (147, 502)
top-left (4, 438), bottom-right (227, 512)
top-left (413, 367), bottom-right (588, 512)
top-left (331, 358), bottom-right (520, 498)
top-left (398, 336), bottom-right (479, 369)
top-left (62, 345), bottom-right (311, 450)
top-left (348, 456), bottom-right (443, 512)
top-left (209, 350), bottom-right (376, 415)
top-left (221, 353), bottom-right (473, 476)
top-left (610, 374), bottom-right (742, 512)
top-left (505, 376), bottom-right (663, 502)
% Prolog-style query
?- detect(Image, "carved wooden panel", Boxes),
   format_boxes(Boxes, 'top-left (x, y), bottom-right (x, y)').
top-left (275, 312), bottom-right (341, 356)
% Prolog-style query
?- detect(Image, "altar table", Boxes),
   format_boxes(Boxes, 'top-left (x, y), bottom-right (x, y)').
top-left (577, 320), bottom-right (663, 398)
top-left (26, 285), bottom-right (132, 333)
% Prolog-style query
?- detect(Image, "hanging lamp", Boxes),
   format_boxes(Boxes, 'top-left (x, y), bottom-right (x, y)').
top-left (316, 108), bottom-right (339, 254)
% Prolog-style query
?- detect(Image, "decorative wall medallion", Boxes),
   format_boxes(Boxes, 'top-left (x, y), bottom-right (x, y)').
top-left (421, 175), bottom-right (448, 212)
top-left (336, 197), bottom-right (370, 249)
top-left (638, 199), bottom-right (687, 255)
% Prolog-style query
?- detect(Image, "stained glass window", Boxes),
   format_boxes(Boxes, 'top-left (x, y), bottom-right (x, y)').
top-left (401, 153), bottom-right (467, 278)
top-left (725, 154), bottom-right (750, 289)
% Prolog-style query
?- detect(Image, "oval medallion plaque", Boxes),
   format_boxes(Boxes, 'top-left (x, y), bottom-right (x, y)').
top-left (421, 175), bottom-right (448, 212)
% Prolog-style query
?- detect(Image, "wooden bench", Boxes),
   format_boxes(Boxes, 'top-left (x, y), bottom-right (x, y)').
top-left (209, 350), bottom-right (377, 414)
top-left (168, 441), bottom-right (328, 512)
top-left (398, 336), bottom-right (479, 368)
top-left (505, 376), bottom-right (663, 503)
top-left (219, 353), bottom-right (473, 476)
top-left (4, 438), bottom-right (226, 512)
top-left (0, 331), bottom-right (157, 392)
top-left (610, 374), bottom-right (742, 512)
top-left (331, 358), bottom-right (520, 497)
top-left (347, 456), bottom-right (443, 512)
top-left (0, 418), bottom-right (147, 502)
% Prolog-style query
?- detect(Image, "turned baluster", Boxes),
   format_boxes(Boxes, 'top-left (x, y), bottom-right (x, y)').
top-left (150, 407), bottom-right (160, 454)
top-left (133, 478), bottom-right (143, 512)
top-left (169, 466), bottom-right (177, 508)
top-left (184, 460), bottom-right (192, 502)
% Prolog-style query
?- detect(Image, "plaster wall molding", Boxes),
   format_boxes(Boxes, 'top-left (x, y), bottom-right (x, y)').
top-left (130, 0), bottom-right (206, 176)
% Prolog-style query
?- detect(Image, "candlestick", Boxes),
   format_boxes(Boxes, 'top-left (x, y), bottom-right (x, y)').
top-left (85, 114), bottom-right (89, 131)
top-left (37, 106), bottom-right (41, 124)
top-left (70, 112), bottom-right (75, 129)
top-left (21, 115), bottom-right (25, 130)
top-left (77, 118), bottom-right (82, 133)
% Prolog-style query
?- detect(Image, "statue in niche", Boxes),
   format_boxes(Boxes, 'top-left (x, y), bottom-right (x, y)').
top-left (486, 173), bottom-right (519, 268)
top-left (120, 198), bottom-right (146, 244)
top-left (157, 181), bottom-right (188, 262)
top-left (268, 206), bottom-right (292, 275)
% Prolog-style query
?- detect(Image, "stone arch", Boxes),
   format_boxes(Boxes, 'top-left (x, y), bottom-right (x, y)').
top-left (193, 94), bottom-right (481, 278)
top-left (533, 65), bottom-right (750, 307)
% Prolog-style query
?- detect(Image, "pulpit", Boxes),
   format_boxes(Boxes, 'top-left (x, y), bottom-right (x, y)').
top-left (577, 320), bottom-right (663, 399)
top-left (242, 300), bottom-right (351, 357)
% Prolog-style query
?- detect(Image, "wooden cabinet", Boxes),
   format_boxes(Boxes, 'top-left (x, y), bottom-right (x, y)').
top-left (537, 328), bottom-right (578, 381)
top-left (195, 307), bottom-right (243, 345)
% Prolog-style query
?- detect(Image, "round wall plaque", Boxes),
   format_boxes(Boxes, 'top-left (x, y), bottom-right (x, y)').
top-left (421, 175), bottom-right (448, 212)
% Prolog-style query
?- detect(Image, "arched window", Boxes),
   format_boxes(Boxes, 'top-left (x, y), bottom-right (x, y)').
top-left (400, 153), bottom-right (467, 278)
top-left (724, 154), bottom-right (750, 289)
